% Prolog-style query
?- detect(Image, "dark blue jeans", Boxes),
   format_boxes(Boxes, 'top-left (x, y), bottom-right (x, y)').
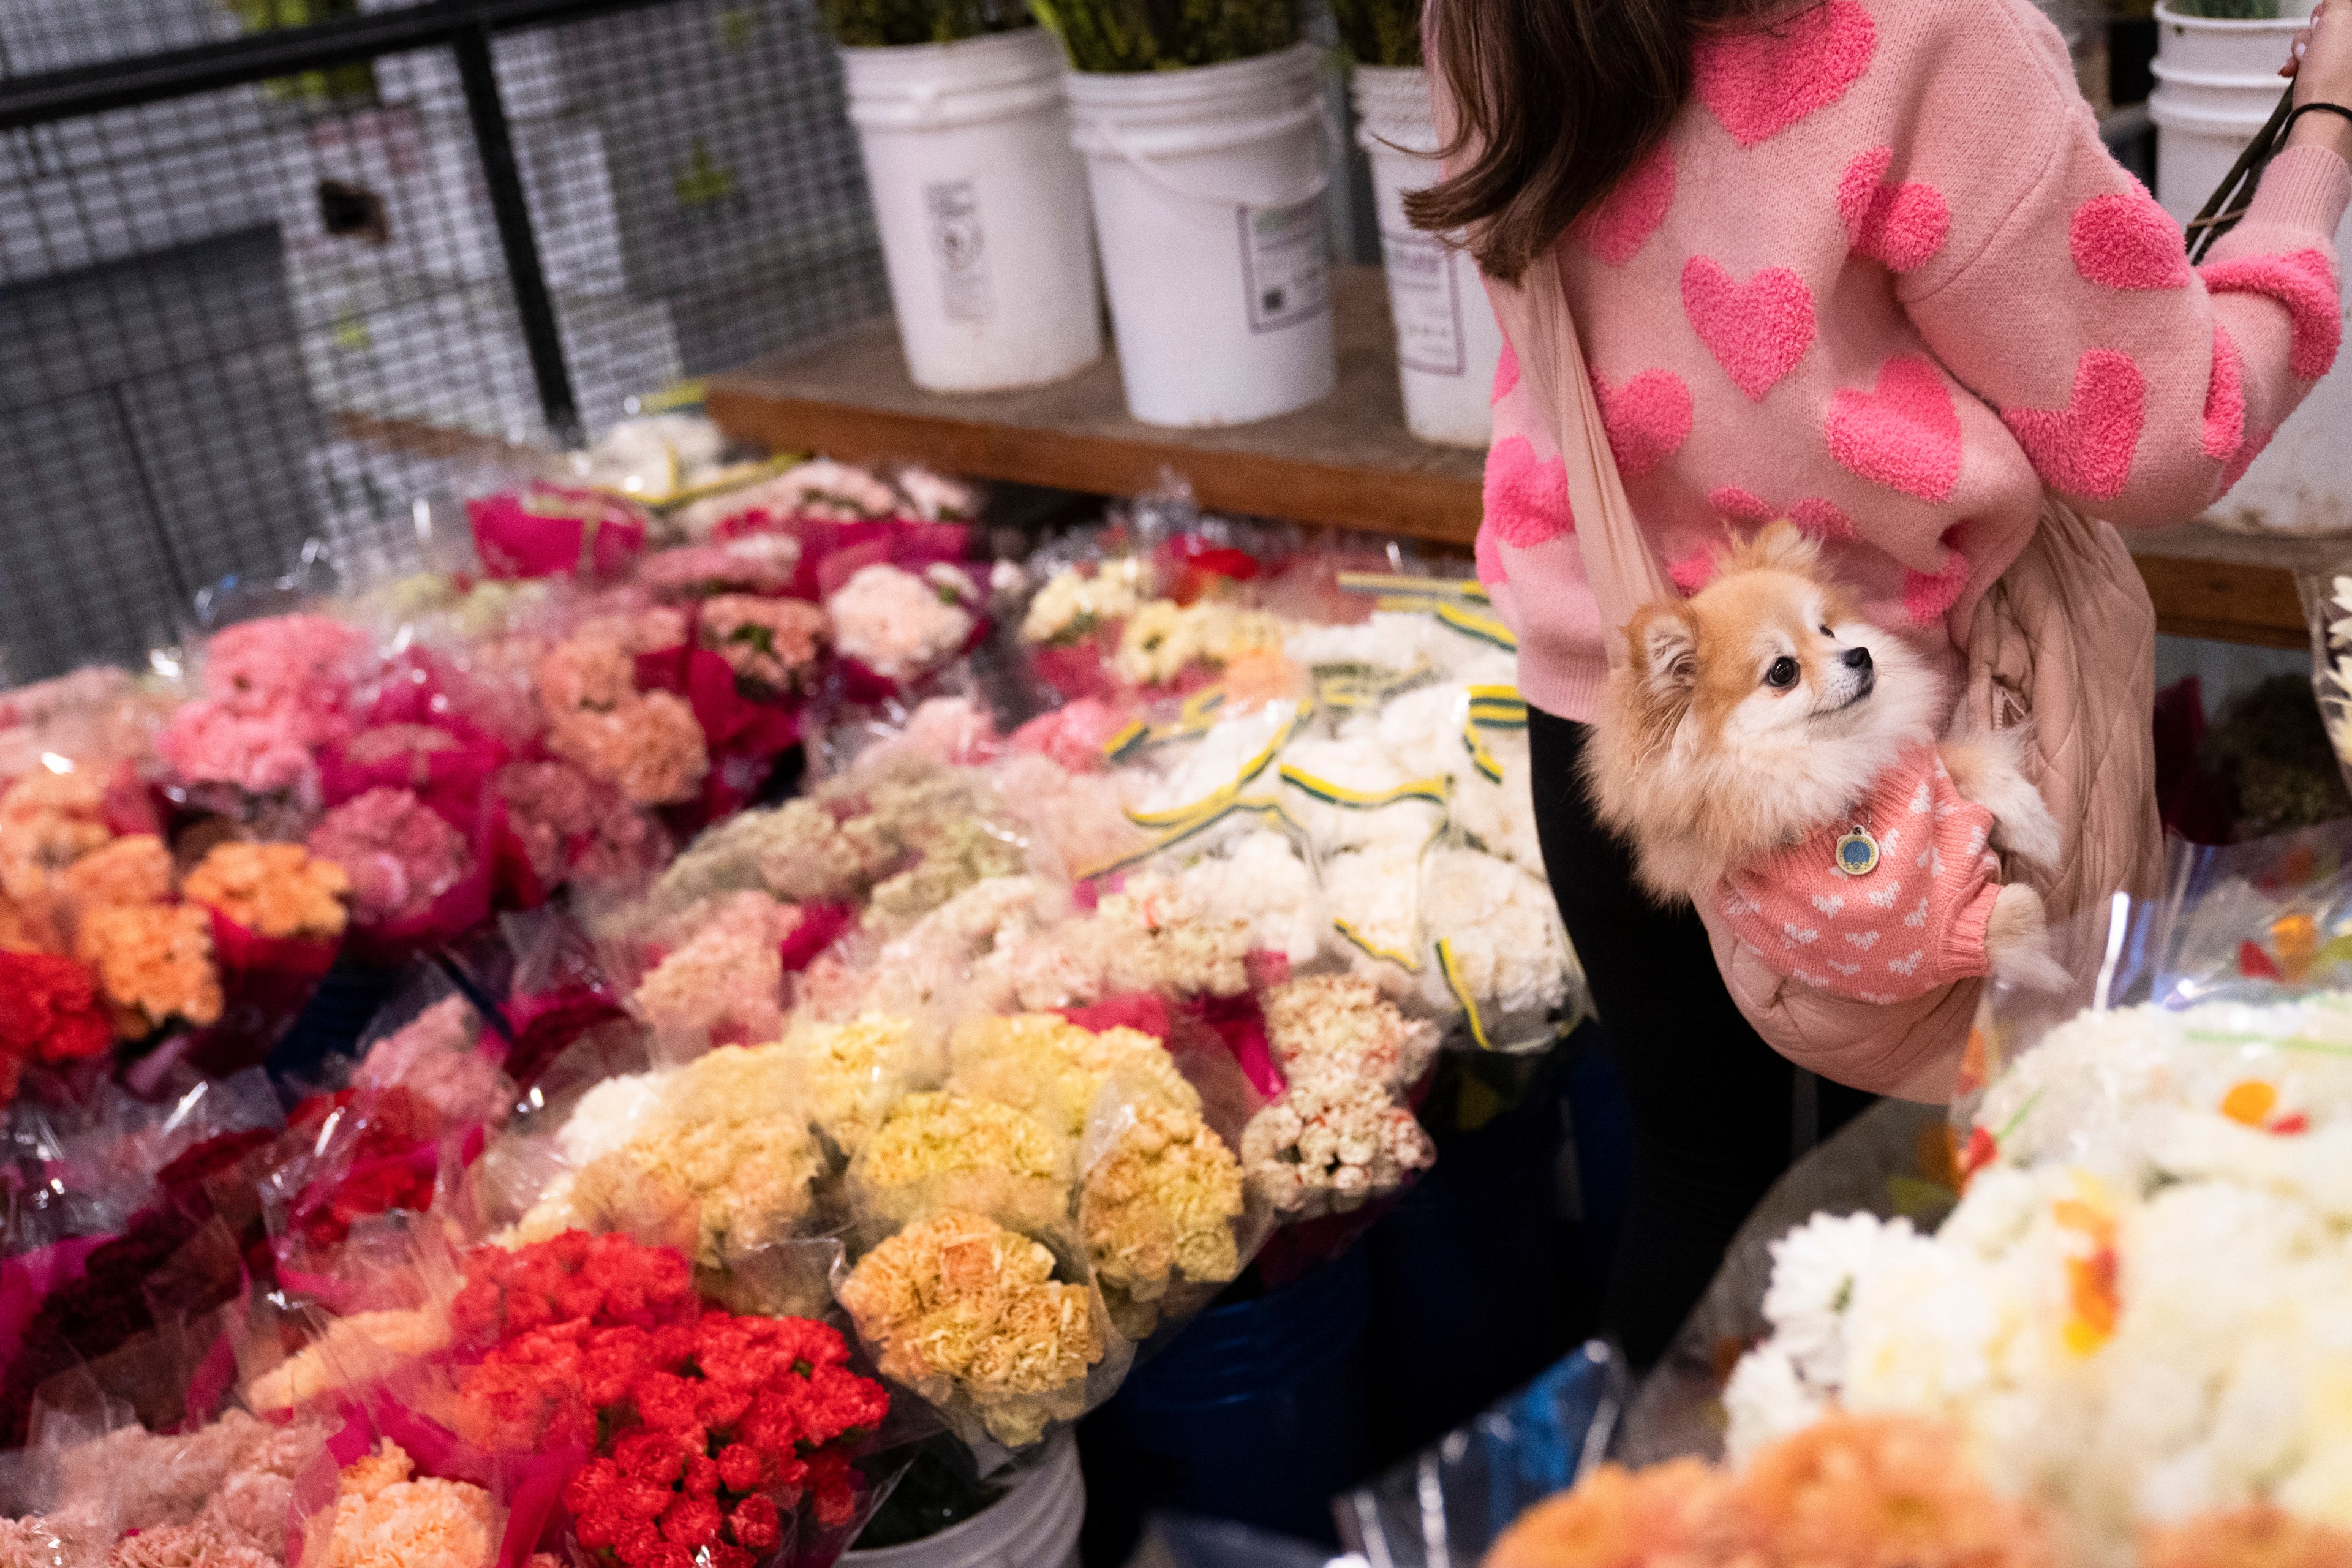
top-left (1528, 707), bottom-right (1873, 1366)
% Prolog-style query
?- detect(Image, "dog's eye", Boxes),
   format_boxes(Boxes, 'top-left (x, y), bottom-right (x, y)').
top-left (1765, 656), bottom-right (1799, 688)
top-left (1820, 624), bottom-right (1833, 636)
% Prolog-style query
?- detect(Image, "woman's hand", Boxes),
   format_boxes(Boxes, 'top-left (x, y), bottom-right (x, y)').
top-left (2283, 0), bottom-right (2352, 159)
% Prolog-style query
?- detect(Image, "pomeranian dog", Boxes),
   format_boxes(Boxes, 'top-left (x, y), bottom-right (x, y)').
top-left (1583, 522), bottom-right (2067, 998)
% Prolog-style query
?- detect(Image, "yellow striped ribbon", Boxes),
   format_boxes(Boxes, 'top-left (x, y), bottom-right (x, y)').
top-left (1461, 684), bottom-right (1528, 783)
top-left (1098, 685), bottom-right (1231, 761)
top-left (1436, 939), bottom-right (1494, 1050)
top-left (1078, 796), bottom-right (1309, 881)
top-left (1335, 916), bottom-right (1422, 972)
top-left (1125, 701), bottom-right (1309, 830)
top-left (1277, 766), bottom-right (1450, 811)
top-left (1436, 601), bottom-right (1518, 650)
top-left (1313, 661), bottom-right (1432, 710)
top-left (1335, 571), bottom-right (1491, 604)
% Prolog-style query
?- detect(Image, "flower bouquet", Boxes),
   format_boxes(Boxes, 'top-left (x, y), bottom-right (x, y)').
top-left (178, 839), bottom-right (352, 1075)
top-left (239, 1229), bottom-right (905, 1568)
top-left (469, 482), bottom-right (649, 583)
top-left (157, 611), bottom-right (377, 817)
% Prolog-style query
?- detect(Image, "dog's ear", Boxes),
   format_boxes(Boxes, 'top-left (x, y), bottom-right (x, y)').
top-left (1627, 602), bottom-right (1698, 703)
top-left (1727, 519), bottom-right (1820, 578)
top-left (1624, 603), bottom-right (1698, 756)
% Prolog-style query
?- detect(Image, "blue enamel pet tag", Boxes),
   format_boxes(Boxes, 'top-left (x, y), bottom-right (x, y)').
top-left (1834, 827), bottom-right (1881, 877)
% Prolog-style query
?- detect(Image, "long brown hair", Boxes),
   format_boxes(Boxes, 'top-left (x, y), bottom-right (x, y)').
top-left (1406, 0), bottom-right (1779, 279)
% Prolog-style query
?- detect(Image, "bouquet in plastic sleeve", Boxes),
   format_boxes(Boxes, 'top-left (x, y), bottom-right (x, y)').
top-left (478, 1028), bottom-right (842, 1318)
top-left (178, 839), bottom-right (352, 1075)
top-left (262, 1080), bottom-right (484, 1311)
top-left (669, 457), bottom-right (905, 540)
top-left (307, 781), bottom-right (493, 965)
top-left (0, 666), bottom-right (172, 801)
top-left (824, 1004), bottom-right (1270, 1445)
top-left (570, 410), bottom-right (793, 516)
top-left (825, 559), bottom-right (988, 703)
top-left (157, 611), bottom-right (377, 817)
top-left (1014, 488), bottom-right (1299, 706)
top-left (1238, 974), bottom-right (1437, 1225)
top-left (492, 906), bottom-right (634, 1094)
top-left (241, 1226), bottom-right (910, 1568)
top-left (0, 1395), bottom-right (334, 1568)
top-left (0, 1099), bottom-right (290, 1446)
top-left (469, 482), bottom-right (649, 582)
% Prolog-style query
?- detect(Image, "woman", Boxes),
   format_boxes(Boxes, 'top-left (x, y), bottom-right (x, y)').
top-left (1417, 0), bottom-right (2352, 1361)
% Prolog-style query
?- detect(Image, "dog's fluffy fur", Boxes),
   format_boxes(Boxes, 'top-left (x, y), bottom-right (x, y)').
top-left (1583, 522), bottom-right (2066, 990)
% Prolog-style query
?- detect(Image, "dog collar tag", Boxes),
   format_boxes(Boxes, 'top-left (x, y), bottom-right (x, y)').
top-left (1834, 827), bottom-right (1881, 877)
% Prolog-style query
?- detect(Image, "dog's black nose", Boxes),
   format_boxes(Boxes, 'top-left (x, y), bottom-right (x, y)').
top-left (1843, 647), bottom-right (1872, 671)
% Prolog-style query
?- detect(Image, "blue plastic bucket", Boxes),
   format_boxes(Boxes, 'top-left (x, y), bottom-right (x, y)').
top-left (1080, 1248), bottom-right (1373, 1555)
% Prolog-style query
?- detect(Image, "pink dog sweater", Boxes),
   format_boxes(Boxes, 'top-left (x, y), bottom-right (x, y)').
top-left (1460, 0), bottom-right (2352, 722)
top-left (1714, 744), bottom-right (2001, 1002)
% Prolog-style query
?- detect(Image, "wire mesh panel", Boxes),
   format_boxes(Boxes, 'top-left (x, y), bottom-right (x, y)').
top-left (0, 0), bottom-right (894, 682)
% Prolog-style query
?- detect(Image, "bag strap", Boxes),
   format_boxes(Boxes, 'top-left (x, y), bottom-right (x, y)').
top-left (1483, 251), bottom-right (1678, 671)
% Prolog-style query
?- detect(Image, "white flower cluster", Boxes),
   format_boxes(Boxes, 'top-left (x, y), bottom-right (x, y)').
top-left (1727, 993), bottom-right (2352, 1564)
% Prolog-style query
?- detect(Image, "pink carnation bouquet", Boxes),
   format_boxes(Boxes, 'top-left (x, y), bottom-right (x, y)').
top-left (159, 614), bottom-right (374, 804)
top-left (307, 786), bottom-right (489, 962)
top-left (470, 483), bottom-right (648, 582)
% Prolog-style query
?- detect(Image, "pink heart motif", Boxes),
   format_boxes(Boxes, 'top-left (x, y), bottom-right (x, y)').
top-left (1826, 355), bottom-right (1962, 502)
top-left (1708, 485), bottom-right (1856, 540)
top-left (1575, 142), bottom-right (1675, 265)
top-left (1667, 551), bottom-right (1718, 593)
top-left (1903, 530), bottom-right (1971, 625)
top-left (1483, 435), bottom-right (1574, 548)
top-left (1694, 0), bottom-right (1877, 147)
top-left (1474, 525), bottom-right (1510, 586)
top-left (2200, 247), bottom-right (2342, 379)
top-left (1591, 367), bottom-right (1694, 478)
top-left (2000, 349), bottom-right (2144, 500)
top-left (1681, 257), bottom-right (1815, 400)
top-left (1837, 148), bottom-right (1949, 274)
top-left (2069, 192), bottom-right (2190, 291)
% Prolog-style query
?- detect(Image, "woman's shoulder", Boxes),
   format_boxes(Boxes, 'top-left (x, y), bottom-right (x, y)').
top-left (1861, 0), bottom-right (2084, 115)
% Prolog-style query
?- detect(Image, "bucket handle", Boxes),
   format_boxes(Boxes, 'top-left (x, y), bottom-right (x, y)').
top-left (1098, 103), bottom-right (1340, 213)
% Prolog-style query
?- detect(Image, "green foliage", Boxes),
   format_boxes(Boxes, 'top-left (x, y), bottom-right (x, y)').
top-left (1030, 0), bottom-right (1299, 72)
top-left (2169, 0), bottom-right (2279, 18)
top-left (2203, 673), bottom-right (2352, 837)
top-left (1330, 0), bottom-right (1421, 66)
top-left (227, 0), bottom-right (377, 104)
top-left (816, 0), bottom-right (1036, 47)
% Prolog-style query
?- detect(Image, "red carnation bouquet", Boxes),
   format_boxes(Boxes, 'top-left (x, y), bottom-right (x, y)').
top-left (254, 1231), bottom-right (900, 1568)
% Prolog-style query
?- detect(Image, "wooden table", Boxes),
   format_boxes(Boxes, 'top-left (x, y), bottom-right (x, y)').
top-left (707, 267), bottom-right (2340, 650)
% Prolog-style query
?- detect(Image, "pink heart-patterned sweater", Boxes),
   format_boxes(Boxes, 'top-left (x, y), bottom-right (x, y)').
top-left (1714, 744), bottom-right (2002, 1003)
top-left (1462, 0), bottom-right (2352, 722)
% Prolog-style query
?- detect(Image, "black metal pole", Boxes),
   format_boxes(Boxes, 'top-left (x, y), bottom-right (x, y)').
top-left (451, 22), bottom-right (581, 446)
top-left (0, 0), bottom-right (685, 132)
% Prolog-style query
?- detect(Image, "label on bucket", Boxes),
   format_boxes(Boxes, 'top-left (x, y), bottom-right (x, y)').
top-left (925, 178), bottom-right (992, 323)
top-left (1238, 200), bottom-right (1329, 335)
top-left (1382, 229), bottom-right (1467, 376)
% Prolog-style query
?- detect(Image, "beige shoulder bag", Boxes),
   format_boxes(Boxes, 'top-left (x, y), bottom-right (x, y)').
top-left (1484, 252), bottom-right (2165, 1100)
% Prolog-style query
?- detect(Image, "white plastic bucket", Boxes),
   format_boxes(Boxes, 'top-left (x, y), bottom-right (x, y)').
top-left (1351, 64), bottom-right (1500, 448)
top-left (1065, 43), bottom-right (1339, 428)
top-left (842, 29), bottom-right (1103, 394)
top-left (842, 1431), bottom-right (1085, 1568)
top-left (2150, 0), bottom-right (2352, 529)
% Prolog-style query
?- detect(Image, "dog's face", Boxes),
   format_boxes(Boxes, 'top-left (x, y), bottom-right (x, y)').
top-left (1586, 521), bottom-right (1943, 892)
top-left (1619, 522), bottom-right (1930, 766)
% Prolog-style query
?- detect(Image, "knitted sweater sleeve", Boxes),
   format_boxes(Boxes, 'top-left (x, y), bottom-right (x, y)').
top-left (1898, 0), bottom-right (2351, 525)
